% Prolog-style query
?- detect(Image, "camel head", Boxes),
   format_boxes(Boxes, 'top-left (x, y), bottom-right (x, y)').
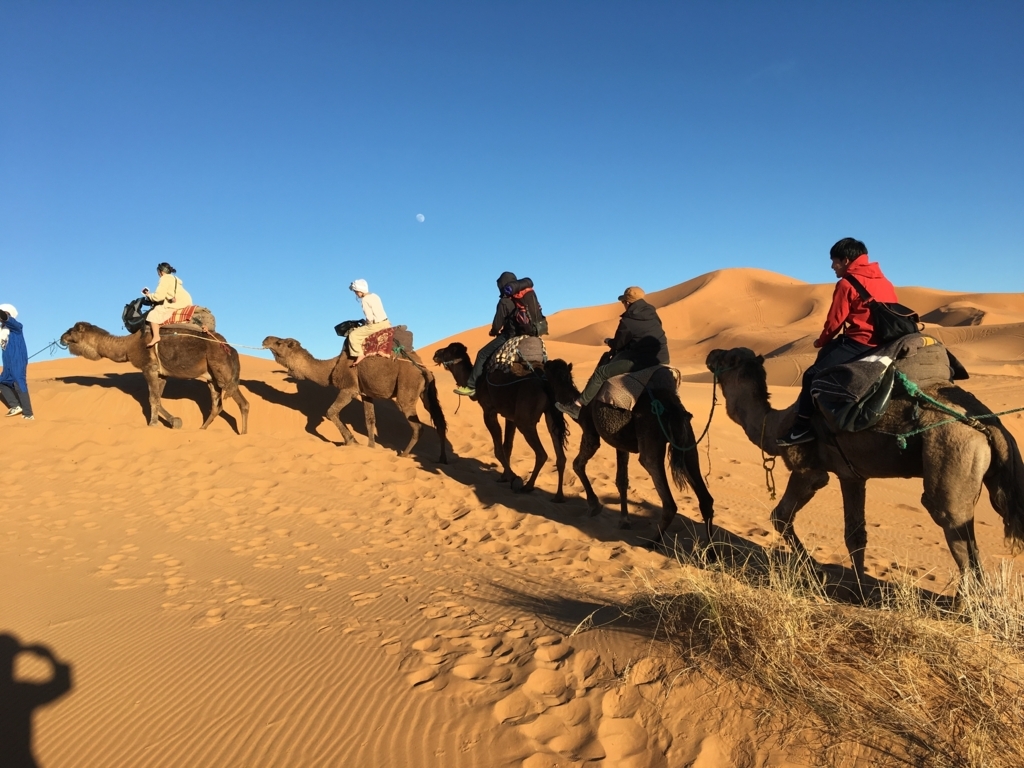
top-left (542, 358), bottom-right (579, 402)
top-left (61, 322), bottom-right (108, 361)
top-left (706, 347), bottom-right (770, 403)
top-left (262, 336), bottom-right (303, 364)
top-left (432, 342), bottom-right (469, 368)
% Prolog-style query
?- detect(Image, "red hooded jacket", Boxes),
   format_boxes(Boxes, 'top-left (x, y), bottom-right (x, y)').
top-left (817, 255), bottom-right (899, 347)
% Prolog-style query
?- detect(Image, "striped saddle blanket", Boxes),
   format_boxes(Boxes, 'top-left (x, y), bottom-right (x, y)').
top-left (160, 305), bottom-right (217, 332)
top-left (593, 365), bottom-right (681, 412)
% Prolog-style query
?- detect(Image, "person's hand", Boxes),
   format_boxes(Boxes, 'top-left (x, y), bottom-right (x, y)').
top-left (142, 288), bottom-right (149, 295)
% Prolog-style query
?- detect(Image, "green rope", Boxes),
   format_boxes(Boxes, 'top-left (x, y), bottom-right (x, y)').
top-left (888, 371), bottom-right (1024, 449)
top-left (648, 373), bottom-right (718, 453)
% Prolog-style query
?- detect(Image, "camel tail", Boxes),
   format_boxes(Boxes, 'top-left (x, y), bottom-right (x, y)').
top-left (983, 421), bottom-right (1024, 552)
top-left (421, 375), bottom-right (448, 438)
top-left (661, 393), bottom-right (696, 493)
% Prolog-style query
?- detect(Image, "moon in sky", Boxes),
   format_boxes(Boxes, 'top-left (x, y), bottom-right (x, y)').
top-left (416, 213), bottom-right (425, 222)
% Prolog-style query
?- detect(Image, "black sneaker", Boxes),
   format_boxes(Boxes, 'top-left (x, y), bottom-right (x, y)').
top-left (555, 401), bottom-right (581, 420)
top-left (778, 423), bottom-right (814, 446)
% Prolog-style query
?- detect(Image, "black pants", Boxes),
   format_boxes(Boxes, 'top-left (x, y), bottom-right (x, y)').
top-left (0, 382), bottom-right (33, 417)
top-left (467, 336), bottom-right (510, 389)
top-left (796, 337), bottom-right (873, 419)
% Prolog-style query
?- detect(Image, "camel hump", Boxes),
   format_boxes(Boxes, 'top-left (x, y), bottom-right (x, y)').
top-left (593, 365), bottom-right (680, 412)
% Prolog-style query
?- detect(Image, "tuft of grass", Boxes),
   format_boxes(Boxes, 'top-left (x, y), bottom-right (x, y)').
top-left (625, 549), bottom-right (1024, 768)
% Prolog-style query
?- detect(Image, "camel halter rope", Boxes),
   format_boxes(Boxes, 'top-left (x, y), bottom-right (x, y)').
top-left (883, 371), bottom-right (1024, 448)
top-left (759, 414), bottom-right (778, 501)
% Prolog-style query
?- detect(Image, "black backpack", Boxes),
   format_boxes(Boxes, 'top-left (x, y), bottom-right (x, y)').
top-left (122, 297), bottom-right (153, 334)
top-left (843, 274), bottom-right (919, 345)
top-left (334, 319), bottom-right (365, 337)
top-left (504, 277), bottom-right (548, 337)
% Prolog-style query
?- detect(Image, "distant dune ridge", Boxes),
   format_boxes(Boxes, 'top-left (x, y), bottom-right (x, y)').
top-left (6, 268), bottom-right (1024, 767)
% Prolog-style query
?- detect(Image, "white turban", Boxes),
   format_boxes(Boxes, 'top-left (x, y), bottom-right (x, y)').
top-left (0, 304), bottom-right (17, 318)
top-left (349, 279), bottom-right (369, 293)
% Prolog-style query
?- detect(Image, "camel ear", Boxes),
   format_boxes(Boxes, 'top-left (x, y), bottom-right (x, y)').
top-left (756, 355), bottom-right (765, 364)
top-left (568, 363), bottom-right (573, 372)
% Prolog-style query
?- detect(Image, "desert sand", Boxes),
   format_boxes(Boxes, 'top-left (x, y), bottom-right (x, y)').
top-left (4, 267), bottom-right (1024, 767)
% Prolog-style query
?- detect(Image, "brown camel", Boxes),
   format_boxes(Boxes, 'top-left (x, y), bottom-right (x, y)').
top-left (706, 347), bottom-right (1024, 592)
top-left (60, 322), bottom-right (249, 434)
top-left (262, 336), bottom-right (448, 463)
top-left (544, 358), bottom-right (715, 545)
top-left (432, 342), bottom-right (567, 500)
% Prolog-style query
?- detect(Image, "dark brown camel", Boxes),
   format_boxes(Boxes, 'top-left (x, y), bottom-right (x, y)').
top-left (706, 347), bottom-right (1024, 592)
top-left (544, 358), bottom-right (715, 545)
top-left (60, 322), bottom-right (249, 433)
top-left (262, 336), bottom-right (448, 463)
top-left (432, 342), bottom-right (567, 500)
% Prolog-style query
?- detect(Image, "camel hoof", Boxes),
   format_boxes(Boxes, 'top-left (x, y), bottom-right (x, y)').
top-left (510, 476), bottom-right (525, 492)
top-left (171, 417), bottom-right (183, 429)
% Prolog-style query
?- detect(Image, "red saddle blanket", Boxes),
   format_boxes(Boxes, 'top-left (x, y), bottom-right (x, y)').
top-left (161, 305), bottom-right (198, 325)
top-left (363, 326), bottom-right (396, 358)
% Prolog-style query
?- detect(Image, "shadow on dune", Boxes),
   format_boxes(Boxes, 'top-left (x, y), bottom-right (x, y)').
top-left (0, 633), bottom-right (73, 768)
top-left (56, 373), bottom-right (240, 432)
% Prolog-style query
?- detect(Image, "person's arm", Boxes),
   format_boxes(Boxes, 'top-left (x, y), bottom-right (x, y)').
top-left (816, 281), bottom-right (854, 347)
top-left (1, 314), bottom-right (23, 333)
top-left (609, 318), bottom-right (632, 353)
top-left (490, 299), bottom-right (512, 337)
top-left (362, 294), bottom-right (387, 324)
top-left (147, 275), bottom-right (176, 303)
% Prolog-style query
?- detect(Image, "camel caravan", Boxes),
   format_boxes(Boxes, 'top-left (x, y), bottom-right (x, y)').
top-left (56, 241), bottom-right (1024, 596)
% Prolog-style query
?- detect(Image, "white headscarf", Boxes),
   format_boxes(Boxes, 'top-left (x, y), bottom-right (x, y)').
top-left (349, 279), bottom-right (369, 294)
top-left (0, 305), bottom-right (14, 350)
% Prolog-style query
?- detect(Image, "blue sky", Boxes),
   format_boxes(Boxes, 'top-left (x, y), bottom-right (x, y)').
top-left (3, 1), bottom-right (1022, 360)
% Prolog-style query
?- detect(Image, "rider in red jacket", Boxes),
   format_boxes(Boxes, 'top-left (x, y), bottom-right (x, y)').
top-left (778, 237), bottom-right (900, 446)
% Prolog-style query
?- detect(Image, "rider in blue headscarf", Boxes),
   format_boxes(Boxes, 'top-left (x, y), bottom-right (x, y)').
top-left (0, 304), bottom-right (34, 419)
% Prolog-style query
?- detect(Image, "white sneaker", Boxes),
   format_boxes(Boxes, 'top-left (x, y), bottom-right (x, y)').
top-left (6, 406), bottom-right (23, 416)
top-left (23, 415), bottom-right (34, 420)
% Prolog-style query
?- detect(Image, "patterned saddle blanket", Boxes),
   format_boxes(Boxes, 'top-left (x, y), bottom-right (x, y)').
top-left (593, 365), bottom-right (681, 412)
top-left (161, 305), bottom-right (217, 332)
top-left (487, 335), bottom-right (548, 373)
top-left (362, 325), bottom-right (417, 361)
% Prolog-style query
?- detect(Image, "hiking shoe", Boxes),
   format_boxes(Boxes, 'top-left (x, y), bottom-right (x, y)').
top-left (777, 424), bottom-right (814, 446)
top-left (22, 415), bottom-right (34, 420)
top-left (555, 401), bottom-right (582, 420)
top-left (453, 386), bottom-right (476, 397)
top-left (6, 406), bottom-right (22, 416)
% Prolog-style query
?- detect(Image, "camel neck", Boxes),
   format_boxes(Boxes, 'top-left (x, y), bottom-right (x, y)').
top-left (720, 380), bottom-right (791, 456)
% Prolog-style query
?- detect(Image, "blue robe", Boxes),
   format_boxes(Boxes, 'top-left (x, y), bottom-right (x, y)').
top-left (0, 316), bottom-right (29, 390)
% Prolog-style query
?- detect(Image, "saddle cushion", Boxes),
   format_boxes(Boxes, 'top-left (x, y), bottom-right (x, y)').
top-left (593, 365), bottom-right (681, 411)
top-left (488, 335), bottom-right (548, 373)
top-left (363, 326), bottom-right (396, 358)
top-left (160, 306), bottom-right (217, 332)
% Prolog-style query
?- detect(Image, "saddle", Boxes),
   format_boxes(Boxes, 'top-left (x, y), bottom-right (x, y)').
top-left (593, 365), bottom-right (681, 412)
top-left (811, 333), bottom-right (968, 433)
top-left (487, 335), bottom-right (548, 373)
top-left (360, 325), bottom-right (420, 364)
top-left (160, 305), bottom-right (217, 332)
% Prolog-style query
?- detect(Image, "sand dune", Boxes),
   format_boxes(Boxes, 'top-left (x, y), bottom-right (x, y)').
top-left (5, 268), bottom-right (1024, 767)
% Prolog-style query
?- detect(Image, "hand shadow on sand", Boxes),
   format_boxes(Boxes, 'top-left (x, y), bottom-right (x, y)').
top-left (0, 633), bottom-right (73, 768)
top-left (56, 373), bottom-right (240, 432)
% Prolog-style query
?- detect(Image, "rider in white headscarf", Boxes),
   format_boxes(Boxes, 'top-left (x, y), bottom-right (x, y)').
top-left (345, 279), bottom-right (390, 365)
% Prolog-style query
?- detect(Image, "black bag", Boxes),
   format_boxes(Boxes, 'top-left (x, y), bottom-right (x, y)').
top-left (334, 319), bottom-right (365, 337)
top-left (122, 296), bottom-right (153, 333)
top-left (843, 274), bottom-right (919, 344)
top-left (504, 277), bottom-right (548, 337)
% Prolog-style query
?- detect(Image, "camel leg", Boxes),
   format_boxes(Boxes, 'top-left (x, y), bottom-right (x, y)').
top-left (516, 421), bottom-right (548, 494)
top-left (483, 411), bottom-right (512, 482)
top-left (573, 423), bottom-right (603, 516)
top-left (326, 389), bottom-right (359, 445)
top-left (145, 371), bottom-right (181, 429)
top-left (501, 420), bottom-right (519, 484)
top-left (363, 397), bottom-right (377, 449)
top-left (200, 381), bottom-right (224, 430)
top-left (544, 410), bottom-right (567, 503)
top-left (770, 469), bottom-right (829, 564)
top-left (920, 436), bottom-right (987, 584)
top-left (615, 449), bottom-right (631, 529)
top-left (224, 383), bottom-right (249, 435)
top-left (639, 445), bottom-right (680, 546)
top-left (838, 477), bottom-right (869, 599)
top-left (395, 396), bottom-right (423, 458)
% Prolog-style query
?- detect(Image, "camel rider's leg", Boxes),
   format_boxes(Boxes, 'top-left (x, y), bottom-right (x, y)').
top-left (348, 320), bottom-right (391, 365)
top-left (455, 336), bottom-right (508, 397)
top-left (556, 358), bottom-right (635, 420)
top-left (147, 320), bottom-right (161, 347)
top-left (779, 336), bottom-right (873, 446)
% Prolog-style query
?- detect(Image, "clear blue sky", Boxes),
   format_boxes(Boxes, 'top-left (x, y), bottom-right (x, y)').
top-left (3, 1), bottom-right (1022, 360)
